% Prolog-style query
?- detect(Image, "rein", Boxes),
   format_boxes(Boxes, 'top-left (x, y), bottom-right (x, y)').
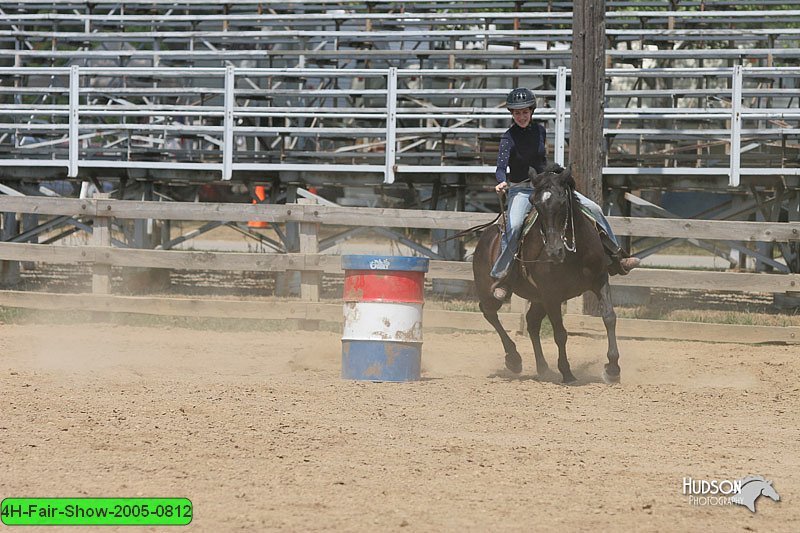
top-left (517, 189), bottom-right (577, 265)
top-left (564, 191), bottom-right (577, 252)
top-left (434, 189), bottom-right (506, 245)
top-left (433, 211), bottom-right (502, 245)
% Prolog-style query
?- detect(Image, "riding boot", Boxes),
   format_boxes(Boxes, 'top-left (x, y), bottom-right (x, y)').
top-left (490, 266), bottom-right (516, 301)
top-left (599, 231), bottom-right (641, 276)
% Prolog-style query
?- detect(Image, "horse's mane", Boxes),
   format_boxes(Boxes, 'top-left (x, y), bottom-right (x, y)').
top-left (739, 476), bottom-right (768, 487)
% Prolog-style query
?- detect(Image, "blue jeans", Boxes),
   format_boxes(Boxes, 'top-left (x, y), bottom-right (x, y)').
top-left (490, 186), bottom-right (619, 280)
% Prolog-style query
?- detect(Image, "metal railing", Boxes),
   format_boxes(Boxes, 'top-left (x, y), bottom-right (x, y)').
top-left (1, 65), bottom-right (799, 186)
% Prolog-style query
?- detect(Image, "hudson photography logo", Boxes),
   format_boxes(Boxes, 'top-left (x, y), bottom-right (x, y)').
top-left (683, 475), bottom-right (781, 513)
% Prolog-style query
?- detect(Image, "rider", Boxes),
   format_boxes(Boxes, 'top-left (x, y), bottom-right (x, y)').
top-left (490, 87), bottom-right (641, 301)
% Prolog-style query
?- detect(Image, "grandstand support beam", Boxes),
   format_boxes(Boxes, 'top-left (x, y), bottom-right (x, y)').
top-left (384, 67), bottom-right (397, 184)
top-left (730, 65), bottom-right (743, 187)
top-left (573, 0), bottom-right (606, 316)
top-left (571, 0), bottom-right (605, 202)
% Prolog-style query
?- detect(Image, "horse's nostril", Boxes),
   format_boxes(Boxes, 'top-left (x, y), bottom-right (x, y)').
top-left (545, 246), bottom-right (565, 263)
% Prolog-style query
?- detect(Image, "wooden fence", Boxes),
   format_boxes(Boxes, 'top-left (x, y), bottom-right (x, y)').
top-left (0, 196), bottom-right (799, 344)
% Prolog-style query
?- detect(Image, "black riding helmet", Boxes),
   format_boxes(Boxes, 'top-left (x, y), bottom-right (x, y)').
top-left (506, 87), bottom-right (536, 110)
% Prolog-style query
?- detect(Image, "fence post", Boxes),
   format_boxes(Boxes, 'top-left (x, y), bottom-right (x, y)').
top-left (298, 198), bottom-right (321, 330)
top-left (68, 65), bottom-right (79, 178)
top-left (222, 65), bottom-right (235, 181)
top-left (275, 186), bottom-right (300, 297)
top-left (384, 66), bottom-right (398, 184)
top-left (92, 194), bottom-right (112, 294)
top-left (511, 294), bottom-right (528, 334)
top-left (555, 66), bottom-right (567, 166)
top-left (298, 198), bottom-right (320, 302)
top-left (1, 212), bottom-right (20, 286)
top-left (729, 65), bottom-right (743, 187)
top-left (21, 213), bottom-right (39, 270)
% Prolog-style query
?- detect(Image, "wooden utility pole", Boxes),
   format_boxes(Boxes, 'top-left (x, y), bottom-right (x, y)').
top-left (572, 0), bottom-right (606, 314)
top-left (571, 0), bottom-right (606, 202)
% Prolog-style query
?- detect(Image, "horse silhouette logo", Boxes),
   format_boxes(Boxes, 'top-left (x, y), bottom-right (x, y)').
top-left (730, 476), bottom-right (780, 513)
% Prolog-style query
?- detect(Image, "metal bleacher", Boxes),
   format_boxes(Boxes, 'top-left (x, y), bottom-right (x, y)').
top-left (1, 0), bottom-right (799, 197)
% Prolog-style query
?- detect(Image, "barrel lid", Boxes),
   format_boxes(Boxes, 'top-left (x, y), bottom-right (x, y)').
top-left (341, 255), bottom-right (429, 272)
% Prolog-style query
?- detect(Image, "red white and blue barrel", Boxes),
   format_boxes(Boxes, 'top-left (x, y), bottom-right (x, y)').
top-left (341, 255), bottom-right (430, 381)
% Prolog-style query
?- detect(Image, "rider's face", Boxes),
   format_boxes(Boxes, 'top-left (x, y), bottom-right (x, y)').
top-left (510, 107), bottom-right (533, 128)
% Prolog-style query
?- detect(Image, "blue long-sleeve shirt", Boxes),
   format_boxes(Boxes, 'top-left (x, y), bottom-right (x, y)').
top-left (495, 122), bottom-right (547, 183)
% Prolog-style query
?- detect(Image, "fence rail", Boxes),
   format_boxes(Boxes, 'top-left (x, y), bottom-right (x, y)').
top-left (1, 196), bottom-right (798, 343)
top-left (2, 196), bottom-right (800, 239)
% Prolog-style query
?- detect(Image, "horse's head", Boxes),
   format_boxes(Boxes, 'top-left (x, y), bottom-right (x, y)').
top-left (529, 163), bottom-right (576, 263)
top-left (761, 481), bottom-right (781, 502)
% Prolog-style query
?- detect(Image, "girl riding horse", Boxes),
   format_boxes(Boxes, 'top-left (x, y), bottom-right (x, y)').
top-left (490, 87), bottom-right (640, 301)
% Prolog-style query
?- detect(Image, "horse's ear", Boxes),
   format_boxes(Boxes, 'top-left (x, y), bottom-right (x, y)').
top-left (530, 169), bottom-right (546, 189)
top-left (531, 163), bottom-right (566, 188)
top-left (560, 167), bottom-right (576, 191)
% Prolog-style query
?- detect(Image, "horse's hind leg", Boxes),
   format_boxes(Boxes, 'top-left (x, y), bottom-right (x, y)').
top-left (479, 300), bottom-right (523, 374)
top-left (594, 281), bottom-right (621, 384)
top-left (545, 301), bottom-right (576, 384)
top-left (525, 301), bottom-right (550, 376)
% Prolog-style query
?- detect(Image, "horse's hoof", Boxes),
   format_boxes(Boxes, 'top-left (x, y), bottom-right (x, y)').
top-left (602, 367), bottom-right (621, 385)
top-left (561, 373), bottom-right (577, 384)
top-left (505, 353), bottom-right (522, 374)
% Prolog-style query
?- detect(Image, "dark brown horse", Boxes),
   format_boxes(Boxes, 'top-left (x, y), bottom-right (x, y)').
top-left (473, 164), bottom-right (621, 384)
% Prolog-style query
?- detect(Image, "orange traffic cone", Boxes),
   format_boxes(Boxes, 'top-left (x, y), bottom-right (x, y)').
top-left (248, 185), bottom-right (269, 228)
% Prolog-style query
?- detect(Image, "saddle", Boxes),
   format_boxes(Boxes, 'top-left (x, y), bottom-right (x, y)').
top-left (493, 201), bottom-right (603, 279)
top-left (510, 204), bottom-right (635, 276)
top-left (515, 202), bottom-right (598, 241)
top-left (490, 202), bottom-right (607, 299)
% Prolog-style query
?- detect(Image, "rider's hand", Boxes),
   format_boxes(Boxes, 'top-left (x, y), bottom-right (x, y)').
top-left (495, 181), bottom-right (508, 193)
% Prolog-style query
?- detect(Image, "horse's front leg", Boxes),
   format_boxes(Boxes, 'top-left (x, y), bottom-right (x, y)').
top-left (479, 300), bottom-right (523, 374)
top-left (525, 301), bottom-right (550, 377)
top-left (544, 300), bottom-right (576, 383)
top-left (594, 281), bottom-right (621, 383)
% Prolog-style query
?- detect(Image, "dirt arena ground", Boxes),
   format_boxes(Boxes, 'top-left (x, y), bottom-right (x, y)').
top-left (1, 323), bottom-right (798, 532)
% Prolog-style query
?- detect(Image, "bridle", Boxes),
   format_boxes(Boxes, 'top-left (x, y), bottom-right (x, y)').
top-left (537, 188), bottom-right (576, 253)
top-left (515, 188), bottom-right (577, 267)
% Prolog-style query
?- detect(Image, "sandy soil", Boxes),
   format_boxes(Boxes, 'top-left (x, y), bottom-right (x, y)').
top-left (1, 323), bottom-right (798, 532)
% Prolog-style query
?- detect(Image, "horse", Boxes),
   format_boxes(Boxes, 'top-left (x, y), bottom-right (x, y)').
top-left (472, 163), bottom-right (622, 384)
top-left (731, 476), bottom-right (780, 513)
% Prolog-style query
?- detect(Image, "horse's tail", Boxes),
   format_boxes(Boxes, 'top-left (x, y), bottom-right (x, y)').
top-left (434, 212), bottom-right (501, 245)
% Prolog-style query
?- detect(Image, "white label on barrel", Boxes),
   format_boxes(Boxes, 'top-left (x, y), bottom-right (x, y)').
top-left (369, 258), bottom-right (391, 270)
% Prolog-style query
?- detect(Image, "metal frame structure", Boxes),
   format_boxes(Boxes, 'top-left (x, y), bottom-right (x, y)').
top-left (1, 1), bottom-right (798, 283)
top-left (2, 65), bottom-right (799, 187)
